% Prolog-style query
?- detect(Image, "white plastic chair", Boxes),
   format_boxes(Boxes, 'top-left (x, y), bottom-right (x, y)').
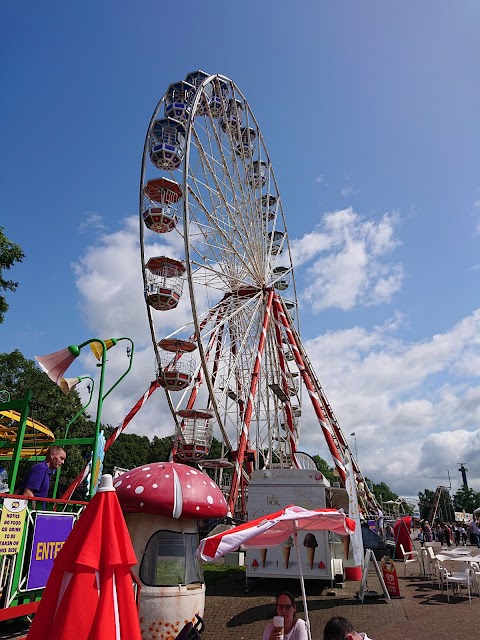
top-left (426, 546), bottom-right (441, 583)
top-left (441, 559), bottom-right (474, 603)
top-left (424, 541), bottom-right (442, 554)
top-left (399, 543), bottom-right (420, 578)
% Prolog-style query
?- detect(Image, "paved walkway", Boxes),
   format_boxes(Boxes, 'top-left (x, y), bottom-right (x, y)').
top-left (8, 546), bottom-right (480, 639)
top-left (204, 550), bottom-right (480, 640)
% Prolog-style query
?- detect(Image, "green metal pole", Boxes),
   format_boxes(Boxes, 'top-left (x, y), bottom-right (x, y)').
top-left (7, 389), bottom-right (33, 491)
top-left (87, 340), bottom-right (107, 498)
top-left (52, 377), bottom-right (95, 499)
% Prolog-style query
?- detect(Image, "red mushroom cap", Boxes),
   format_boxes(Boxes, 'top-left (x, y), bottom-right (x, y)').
top-left (114, 462), bottom-right (228, 519)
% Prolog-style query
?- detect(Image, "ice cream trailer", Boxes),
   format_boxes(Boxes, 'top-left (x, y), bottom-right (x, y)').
top-left (246, 469), bottom-right (353, 581)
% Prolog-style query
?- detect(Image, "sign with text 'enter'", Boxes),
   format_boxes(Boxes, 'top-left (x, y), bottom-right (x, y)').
top-left (26, 513), bottom-right (75, 590)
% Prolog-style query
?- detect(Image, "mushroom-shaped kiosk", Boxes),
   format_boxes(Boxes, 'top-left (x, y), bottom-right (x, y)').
top-left (115, 462), bottom-right (228, 640)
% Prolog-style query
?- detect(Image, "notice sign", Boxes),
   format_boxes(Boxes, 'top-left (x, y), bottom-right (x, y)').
top-left (0, 498), bottom-right (28, 555)
top-left (381, 556), bottom-right (401, 598)
top-left (26, 513), bottom-right (75, 590)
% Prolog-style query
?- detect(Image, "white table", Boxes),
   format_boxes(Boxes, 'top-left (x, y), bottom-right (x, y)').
top-left (449, 547), bottom-right (473, 556)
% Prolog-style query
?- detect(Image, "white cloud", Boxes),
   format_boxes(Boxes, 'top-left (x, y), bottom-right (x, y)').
top-left (315, 175), bottom-right (324, 184)
top-left (340, 184), bottom-right (353, 198)
top-left (292, 208), bottom-right (403, 312)
top-left (300, 310), bottom-right (480, 495)
top-left (72, 213), bottom-right (480, 499)
top-left (79, 213), bottom-right (107, 233)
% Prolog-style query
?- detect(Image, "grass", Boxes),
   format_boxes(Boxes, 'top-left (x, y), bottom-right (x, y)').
top-left (203, 563), bottom-right (246, 587)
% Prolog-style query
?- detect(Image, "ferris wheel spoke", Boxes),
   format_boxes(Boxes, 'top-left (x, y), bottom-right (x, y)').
top-left (186, 176), bottom-right (264, 286)
top-left (140, 72), bottom-right (309, 518)
top-left (190, 121), bottom-right (270, 281)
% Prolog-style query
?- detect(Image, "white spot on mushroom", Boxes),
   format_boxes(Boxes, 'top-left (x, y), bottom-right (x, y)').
top-left (207, 495), bottom-right (214, 504)
top-left (127, 485), bottom-right (131, 489)
top-left (203, 481), bottom-right (207, 485)
top-left (187, 484), bottom-right (191, 489)
top-left (196, 506), bottom-right (200, 510)
top-left (153, 484), bottom-right (158, 488)
top-left (135, 486), bottom-right (144, 495)
top-left (210, 482), bottom-right (216, 488)
top-left (140, 502), bottom-right (144, 507)
top-left (146, 474), bottom-right (151, 478)
top-left (165, 474), bottom-right (170, 478)
top-left (142, 467), bottom-right (151, 471)
top-left (114, 480), bottom-right (122, 488)
top-left (126, 475), bottom-right (130, 478)
top-left (190, 469), bottom-right (198, 474)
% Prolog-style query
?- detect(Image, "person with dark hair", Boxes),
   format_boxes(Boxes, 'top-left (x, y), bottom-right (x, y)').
top-left (263, 592), bottom-right (307, 640)
top-left (323, 616), bottom-right (373, 640)
top-left (18, 446), bottom-right (66, 499)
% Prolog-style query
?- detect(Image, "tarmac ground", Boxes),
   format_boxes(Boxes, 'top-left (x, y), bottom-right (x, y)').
top-left (203, 548), bottom-right (480, 640)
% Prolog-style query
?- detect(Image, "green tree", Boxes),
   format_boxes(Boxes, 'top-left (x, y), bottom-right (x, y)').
top-left (453, 486), bottom-right (480, 513)
top-left (103, 431), bottom-right (151, 474)
top-left (311, 455), bottom-right (336, 483)
top-left (0, 350), bottom-right (95, 484)
top-left (0, 227), bottom-right (25, 323)
top-left (147, 435), bottom-right (174, 463)
top-left (370, 480), bottom-right (398, 505)
top-left (418, 489), bottom-right (436, 520)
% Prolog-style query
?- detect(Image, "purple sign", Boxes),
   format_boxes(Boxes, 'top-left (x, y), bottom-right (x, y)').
top-left (27, 513), bottom-right (75, 590)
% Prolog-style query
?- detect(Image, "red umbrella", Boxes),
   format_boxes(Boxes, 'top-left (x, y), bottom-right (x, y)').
top-left (393, 515), bottom-right (413, 559)
top-left (27, 475), bottom-right (142, 640)
top-left (197, 505), bottom-right (355, 640)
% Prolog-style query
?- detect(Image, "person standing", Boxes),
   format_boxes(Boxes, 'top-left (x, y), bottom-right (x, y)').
top-left (323, 616), bottom-right (373, 640)
top-left (18, 446), bottom-right (66, 500)
top-left (470, 520), bottom-right (480, 548)
top-left (376, 508), bottom-right (384, 537)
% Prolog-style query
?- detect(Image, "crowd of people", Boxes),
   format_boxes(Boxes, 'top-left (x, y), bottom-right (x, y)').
top-left (418, 518), bottom-right (480, 547)
top-left (263, 593), bottom-right (372, 640)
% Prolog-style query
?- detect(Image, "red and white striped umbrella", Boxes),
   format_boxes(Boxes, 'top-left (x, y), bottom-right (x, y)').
top-left (197, 505), bottom-right (355, 640)
top-left (197, 505), bottom-right (355, 560)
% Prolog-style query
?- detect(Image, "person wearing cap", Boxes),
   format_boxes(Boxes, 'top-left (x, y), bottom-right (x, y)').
top-left (323, 616), bottom-right (373, 640)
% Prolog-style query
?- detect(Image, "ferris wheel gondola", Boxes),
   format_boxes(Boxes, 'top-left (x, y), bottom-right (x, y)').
top-left (139, 72), bottom-right (365, 518)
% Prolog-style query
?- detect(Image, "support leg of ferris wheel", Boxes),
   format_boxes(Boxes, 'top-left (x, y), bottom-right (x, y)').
top-left (227, 289), bottom-right (275, 515)
top-left (272, 295), bottom-right (347, 485)
top-left (61, 379), bottom-right (160, 500)
top-left (276, 297), bottom-right (379, 510)
top-left (271, 302), bottom-right (298, 462)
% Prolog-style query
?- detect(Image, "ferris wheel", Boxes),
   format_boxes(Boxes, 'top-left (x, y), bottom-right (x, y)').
top-left (139, 72), bottom-right (371, 517)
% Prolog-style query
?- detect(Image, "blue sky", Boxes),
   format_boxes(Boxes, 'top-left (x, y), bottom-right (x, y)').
top-left (2, 1), bottom-right (480, 497)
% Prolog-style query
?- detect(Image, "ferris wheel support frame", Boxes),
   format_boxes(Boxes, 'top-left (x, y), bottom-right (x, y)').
top-left (272, 296), bottom-right (347, 485)
top-left (227, 289), bottom-right (275, 513)
top-left (272, 305), bottom-right (298, 458)
top-left (282, 306), bottom-right (379, 510)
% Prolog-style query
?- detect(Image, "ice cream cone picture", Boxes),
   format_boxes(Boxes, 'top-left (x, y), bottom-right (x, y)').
top-left (252, 559), bottom-right (259, 571)
top-left (282, 536), bottom-right (294, 568)
top-left (341, 535), bottom-right (350, 560)
top-left (260, 548), bottom-right (268, 568)
top-left (303, 532), bottom-right (318, 569)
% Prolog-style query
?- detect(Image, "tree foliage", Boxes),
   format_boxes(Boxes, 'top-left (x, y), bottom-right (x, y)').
top-left (0, 227), bottom-right (25, 324)
top-left (453, 486), bottom-right (480, 513)
top-left (370, 480), bottom-right (398, 505)
top-left (311, 455), bottom-right (336, 483)
top-left (0, 350), bottom-right (95, 482)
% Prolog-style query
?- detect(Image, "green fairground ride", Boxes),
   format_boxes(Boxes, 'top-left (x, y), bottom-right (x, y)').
top-left (0, 337), bottom-right (133, 624)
